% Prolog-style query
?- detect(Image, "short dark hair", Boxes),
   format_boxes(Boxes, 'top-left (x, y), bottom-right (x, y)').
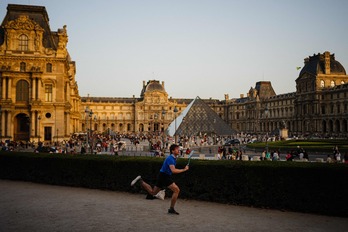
top-left (170, 144), bottom-right (179, 154)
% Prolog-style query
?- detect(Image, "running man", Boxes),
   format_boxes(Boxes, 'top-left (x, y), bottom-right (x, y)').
top-left (131, 144), bottom-right (189, 215)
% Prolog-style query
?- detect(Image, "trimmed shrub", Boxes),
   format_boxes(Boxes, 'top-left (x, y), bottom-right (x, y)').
top-left (0, 152), bottom-right (347, 217)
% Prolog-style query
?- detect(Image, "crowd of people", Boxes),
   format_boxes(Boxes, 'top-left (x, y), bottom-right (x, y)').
top-left (1, 131), bottom-right (348, 163)
top-left (326, 146), bottom-right (346, 163)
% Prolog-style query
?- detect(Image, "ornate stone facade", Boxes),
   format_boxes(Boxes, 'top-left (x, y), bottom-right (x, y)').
top-left (0, 4), bottom-right (80, 142)
top-left (80, 80), bottom-right (189, 134)
top-left (1, 4), bottom-right (347, 143)
top-left (224, 51), bottom-right (348, 138)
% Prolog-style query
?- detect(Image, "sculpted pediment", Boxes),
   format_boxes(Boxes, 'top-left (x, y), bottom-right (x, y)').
top-left (4, 15), bottom-right (43, 31)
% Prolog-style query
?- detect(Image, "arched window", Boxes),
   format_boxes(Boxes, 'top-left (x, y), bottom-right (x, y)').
top-left (330, 80), bottom-right (335, 87)
top-left (46, 63), bottom-right (52, 72)
top-left (341, 81), bottom-right (345, 85)
top-left (16, 80), bottom-right (29, 102)
top-left (320, 80), bottom-right (325, 88)
top-left (19, 34), bottom-right (29, 51)
top-left (20, 62), bottom-right (26, 72)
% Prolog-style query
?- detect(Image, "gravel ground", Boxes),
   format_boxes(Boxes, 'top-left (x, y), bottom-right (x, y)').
top-left (0, 179), bottom-right (346, 232)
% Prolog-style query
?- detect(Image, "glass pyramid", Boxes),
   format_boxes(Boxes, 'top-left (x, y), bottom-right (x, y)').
top-left (166, 97), bottom-right (237, 137)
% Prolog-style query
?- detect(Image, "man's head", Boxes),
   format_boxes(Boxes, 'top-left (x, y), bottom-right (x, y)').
top-left (170, 144), bottom-right (180, 155)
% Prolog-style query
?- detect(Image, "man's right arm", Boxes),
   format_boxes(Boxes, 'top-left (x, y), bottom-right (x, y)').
top-left (169, 164), bottom-right (189, 174)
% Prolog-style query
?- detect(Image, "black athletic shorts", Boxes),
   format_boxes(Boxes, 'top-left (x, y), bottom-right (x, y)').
top-left (155, 172), bottom-right (174, 188)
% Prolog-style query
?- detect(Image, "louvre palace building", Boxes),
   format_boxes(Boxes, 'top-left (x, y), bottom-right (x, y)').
top-left (0, 4), bottom-right (347, 143)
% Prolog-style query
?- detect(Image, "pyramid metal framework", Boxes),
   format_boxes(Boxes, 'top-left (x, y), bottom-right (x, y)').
top-left (167, 97), bottom-right (237, 137)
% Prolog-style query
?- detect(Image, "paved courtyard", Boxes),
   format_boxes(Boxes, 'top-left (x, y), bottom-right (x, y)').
top-left (0, 180), bottom-right (346, 232)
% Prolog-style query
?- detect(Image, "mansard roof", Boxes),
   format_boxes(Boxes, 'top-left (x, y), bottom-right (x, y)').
top-left (254, 81), bottom-right (276, 99)
top-left (81, 97), bottom-right (136, 104)
top-left (140, 80), bottom-right (166, 97)
top-left (0, 4), bottom-right (57, 49)
top-left (269, 92), bottom-right (296, 100)
top-left (299, 52), bottom-right (346, 77)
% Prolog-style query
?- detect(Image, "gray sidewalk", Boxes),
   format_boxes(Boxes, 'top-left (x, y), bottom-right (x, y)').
top-left (0, 180), bottom-right (346, 232)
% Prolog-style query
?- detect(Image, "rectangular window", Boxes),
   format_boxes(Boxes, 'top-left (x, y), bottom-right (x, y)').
top-left (16, 80), bottom-right (29, 102)
top-left (46, 63), bottom-right (52, 72)
top-left (45, 84), bottom-right (53, 102)
top-left (19, 35), bottom-right (29, 51)
top-left (20, 62), bottom-right (26, 72)
top-left (44, 127), bottom-right (52, 141)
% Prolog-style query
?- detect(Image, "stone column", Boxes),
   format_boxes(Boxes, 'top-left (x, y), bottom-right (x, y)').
top-left (66, 82), bottom-right (70, 102)
top-left (6, 111), bottom-right (11, 138)
top-left (3, 111), bottom-right (7, 137)
top-left (30, 111), bottom-right (36, 137)
top-left (36, 78), bottom-right (41, 100)
top-left (0, 110), bottom-right (5, 138)
top-left (32, 78), bottom-right (36, 100)
top-left (7, 78), bottom-right (12, 100)
top-left (65, 112), bottom-right (70, 136)
top-left (2, 77), bottom-right (6, 99)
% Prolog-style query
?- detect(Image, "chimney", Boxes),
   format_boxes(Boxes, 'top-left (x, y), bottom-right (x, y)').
top-left (224, 94), bottom-right (229, 101)
top-left (162, 81), bottom-right (164, 88)
top-left (324, 51), bottom-right (330, 74)
top-left (143, 80), bottom-right (145, 87)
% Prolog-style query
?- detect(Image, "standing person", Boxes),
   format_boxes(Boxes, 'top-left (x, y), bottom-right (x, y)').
top-left (335, 152), bottom-right (341, 163)
top-left (261, 150), bottom-right (266, 161)
top-left (130, 144), bottom-right (189, 215)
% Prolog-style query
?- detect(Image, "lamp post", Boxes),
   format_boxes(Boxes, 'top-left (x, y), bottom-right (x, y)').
top-left (0, 107), bottom-right (2, 140)
top-left (264, 106), bottom-right (269, 154)
top-left (85, 107), bottom-right (90, 151)
top-left (38, 115), bottom-right (41, 144)
top-left (173, 106), bottom-right (178, 144)
top-left (92, 115), bottom-right (97, 153)
top-left (162, 109), bottom-right (166, 151)
top-left (213, 118), bottom-right (216, 145)
top-left (88, 110), bottom-right (93, 154)
top-left (154, 113), bottom-right (158, 132)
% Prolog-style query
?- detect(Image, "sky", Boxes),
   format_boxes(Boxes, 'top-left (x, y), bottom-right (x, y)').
top-left (1, 0), bottom-right (348, 100)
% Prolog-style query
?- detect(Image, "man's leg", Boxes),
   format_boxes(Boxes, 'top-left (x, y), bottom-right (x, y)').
top-left (141, 181), bottom-right (161, 196)
top-left (167, 182), bottom-right (180, 209)
top-left (131, 176), bottom-right (162, 196)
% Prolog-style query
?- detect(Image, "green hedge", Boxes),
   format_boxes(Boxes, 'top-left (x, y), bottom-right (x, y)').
top-left (0, 152), bottom-right (347, 217)
top-left (247, 139), bottom-right (348, 153)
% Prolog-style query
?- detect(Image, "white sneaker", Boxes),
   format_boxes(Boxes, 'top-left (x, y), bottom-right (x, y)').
top-left (154, 189), bottom-right (165, 200)
top-left (131, 175), bottom-right (142, 186)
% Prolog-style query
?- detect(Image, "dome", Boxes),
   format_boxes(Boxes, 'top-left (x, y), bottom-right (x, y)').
top-left (140, 80), bottom-right (166, 97)
top-left (299, 52), bottom-right (346, 76)
top-left (145, 80), bottom-right (165, 92)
